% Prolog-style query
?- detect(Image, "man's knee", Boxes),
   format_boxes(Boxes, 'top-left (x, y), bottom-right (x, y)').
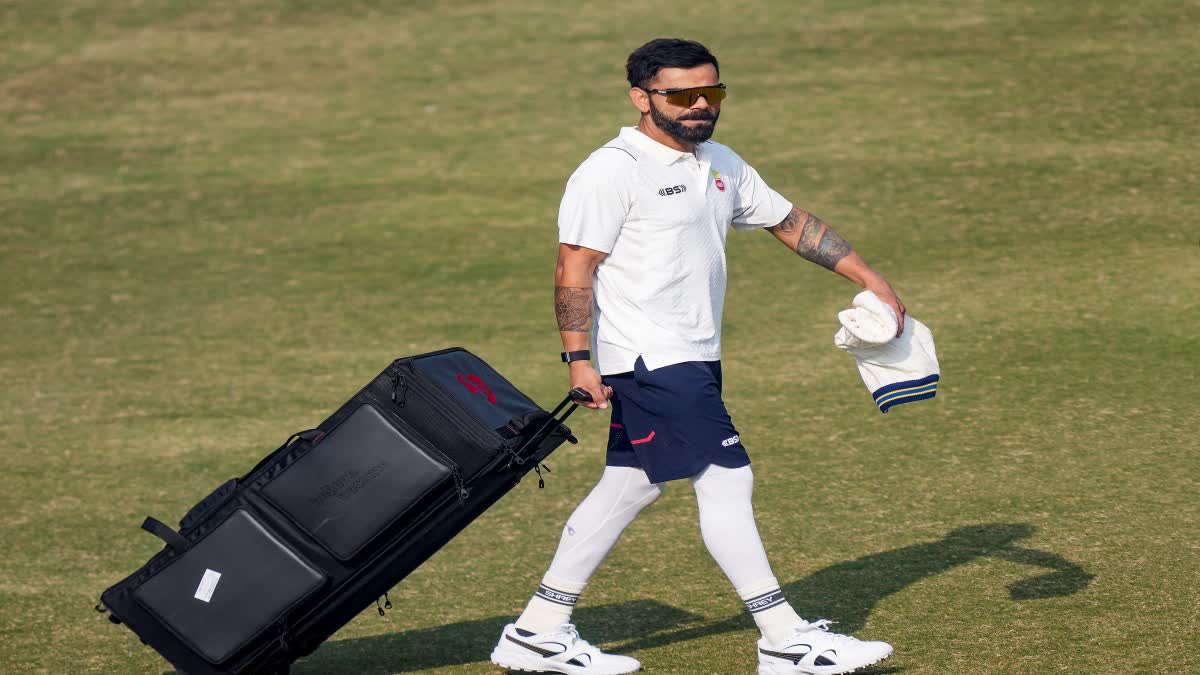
top-left (691, 463), bottom-right (754, 502)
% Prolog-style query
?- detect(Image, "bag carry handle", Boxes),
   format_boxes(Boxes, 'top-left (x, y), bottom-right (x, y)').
top-left (243, 428), bottom-right (325, 480)
top-left (511, 388), bottom-right (592, 464)
top-left (142, 516), bottom-right (190, 552)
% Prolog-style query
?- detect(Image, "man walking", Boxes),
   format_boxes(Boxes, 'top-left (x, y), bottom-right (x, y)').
top-left (491, 38), bottom-right (903, 675)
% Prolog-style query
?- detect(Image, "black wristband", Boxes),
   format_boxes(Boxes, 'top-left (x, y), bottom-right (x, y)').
top-left (561, 350), bottom-right (591, 363)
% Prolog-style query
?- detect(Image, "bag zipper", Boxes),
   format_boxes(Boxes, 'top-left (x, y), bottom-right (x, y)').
top-left (281, 483), bottom-right (466, 648)
top-left (391, 365), bottom-right (556, 486)
top-left (389, 364), bottom-right (509, 458)
top-left (284, 434), bottom-right (555, 646)
top-left (373, 402), bottom-right (470, 504)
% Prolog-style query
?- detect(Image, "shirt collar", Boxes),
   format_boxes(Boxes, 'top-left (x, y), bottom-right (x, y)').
top-left (620, 126), bottom-right (701, 165)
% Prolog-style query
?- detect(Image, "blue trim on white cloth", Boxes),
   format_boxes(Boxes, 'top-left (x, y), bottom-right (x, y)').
top-left (872, 373), bottom-right (940, 413)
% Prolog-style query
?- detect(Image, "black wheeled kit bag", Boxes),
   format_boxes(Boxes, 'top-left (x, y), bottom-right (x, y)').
top-left (99, 347), bottom-right (588, 674)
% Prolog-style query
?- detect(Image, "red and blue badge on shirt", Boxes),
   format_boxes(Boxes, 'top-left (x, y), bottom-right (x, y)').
top-left (711, 168), bottom-right (726, 192)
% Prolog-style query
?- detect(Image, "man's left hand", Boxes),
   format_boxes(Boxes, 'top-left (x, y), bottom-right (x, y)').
top-left (865, 279), bottom-right (906, 337)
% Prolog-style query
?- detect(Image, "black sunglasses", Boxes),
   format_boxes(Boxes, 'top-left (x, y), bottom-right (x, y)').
top-left (642, 83), bottom-right (727, 107)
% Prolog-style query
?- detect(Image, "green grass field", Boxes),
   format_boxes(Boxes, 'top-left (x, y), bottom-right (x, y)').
top-left (3, 1), bottom-right (1198, 672)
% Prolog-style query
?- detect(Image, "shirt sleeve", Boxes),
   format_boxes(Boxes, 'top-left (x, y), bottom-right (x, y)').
top-left (730, 158), bottom-right (793, 232)
top-left (558, 149), bottom-right (635, 253)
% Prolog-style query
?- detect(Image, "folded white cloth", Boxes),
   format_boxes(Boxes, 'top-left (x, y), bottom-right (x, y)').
top-left (834, 290), bottom-right (940, 413)
top-left (836, 290), bottom-right (900, 348)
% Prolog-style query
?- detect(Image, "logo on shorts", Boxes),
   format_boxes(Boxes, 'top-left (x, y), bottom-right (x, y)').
top-left (457, 373), bottom-right (497, 405)
top-left (711, 169), bottom-right (726, 192)
top-left (721, 434), bottom-right (740, 447)
top-left (658, 185), bottom-right (687, 196)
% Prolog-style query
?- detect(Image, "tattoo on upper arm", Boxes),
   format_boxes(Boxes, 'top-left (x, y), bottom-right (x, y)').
top-left (771, 208), bottom-right (803, 234)
top-left (555, 287), bottom-right (593, 332)
top-left (772, 207), bottom-right (853, 271)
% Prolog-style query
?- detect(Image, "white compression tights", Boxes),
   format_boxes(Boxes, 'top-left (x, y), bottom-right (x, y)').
top-left (545, 465), bottom-right (665, 583)
top-left (518, 463), bottom-right (800, 642)
top-left (689, 463), bottom-right (776, 589)
top-left (515, 466), bottom-right (663, 633)
top-left (692, 464), bottom-right (802, 643)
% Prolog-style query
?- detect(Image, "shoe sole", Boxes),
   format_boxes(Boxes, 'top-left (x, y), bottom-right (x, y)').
top-left (490, 649), bottom-right (640, 675)
top-left (491, 659), bottom-right (567, 674)
top-left (758, 650), bottom-right (892, 675)
top-left (489, 653), bottom-right (638, 667)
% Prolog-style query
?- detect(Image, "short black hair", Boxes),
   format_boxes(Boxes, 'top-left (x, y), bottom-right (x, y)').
top-left (626, 38), bottom-right (719, 90)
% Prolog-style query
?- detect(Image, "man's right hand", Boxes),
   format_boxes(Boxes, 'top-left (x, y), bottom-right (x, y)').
top-left (569, 361), bottom-right (613, 410)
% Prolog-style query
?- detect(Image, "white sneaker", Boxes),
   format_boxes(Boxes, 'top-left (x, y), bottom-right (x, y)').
top-left (757, 620), bottom-right (893, 675)
top-left (490, 622), bottom-right (641, 674)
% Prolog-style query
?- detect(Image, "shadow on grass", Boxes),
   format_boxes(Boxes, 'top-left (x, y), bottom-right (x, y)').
top-left (294, 523), bottom-right (1090, 673)
top-left (294, 599), bottom-right (705, 673)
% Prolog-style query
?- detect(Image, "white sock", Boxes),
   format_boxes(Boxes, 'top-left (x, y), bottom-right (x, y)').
top-left (692, 464), bottom-right (802, 645)
top-left (515, 466), bottom-right (664, 634)
top-left (737, 578), bottom-right (803, 645)
top-left (513, 574), bottom-right (586, 635)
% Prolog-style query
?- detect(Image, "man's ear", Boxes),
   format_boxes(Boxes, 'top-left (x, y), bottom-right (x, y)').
top-left (629, 87), bottom-right (651, 114)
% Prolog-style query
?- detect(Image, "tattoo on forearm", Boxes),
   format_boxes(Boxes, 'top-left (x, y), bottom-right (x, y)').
top-left (555, 286), bottom-right (593, 332)
top-left (773, 207), bottom-right (853, 271)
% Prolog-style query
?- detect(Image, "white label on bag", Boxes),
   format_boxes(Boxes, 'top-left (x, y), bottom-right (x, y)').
top-left (194, 569), bottom-right (222, 603)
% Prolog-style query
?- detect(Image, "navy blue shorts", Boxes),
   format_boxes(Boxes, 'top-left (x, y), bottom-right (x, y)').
top-left (603, 357), bottom-right (749, 483)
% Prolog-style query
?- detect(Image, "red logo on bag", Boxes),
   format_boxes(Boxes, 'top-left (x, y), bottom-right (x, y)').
top-left (457, 373), bottom-right (497, 405)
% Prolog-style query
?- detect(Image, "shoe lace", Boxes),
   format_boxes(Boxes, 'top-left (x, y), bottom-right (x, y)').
top-left (793, 619), bottom-right (862, 646)
top-left (556, 623), bottom-right (597, 654)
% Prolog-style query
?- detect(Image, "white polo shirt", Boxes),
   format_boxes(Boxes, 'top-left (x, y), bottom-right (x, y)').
top-left (559, 126), bottom-right (793, 375)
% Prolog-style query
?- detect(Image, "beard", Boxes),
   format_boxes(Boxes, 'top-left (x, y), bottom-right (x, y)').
top-left (649, 98), bottom-right (720, 144)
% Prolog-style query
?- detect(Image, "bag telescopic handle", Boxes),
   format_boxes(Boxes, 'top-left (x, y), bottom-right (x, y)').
top-left (513, 388), bottom-right (594, 462)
